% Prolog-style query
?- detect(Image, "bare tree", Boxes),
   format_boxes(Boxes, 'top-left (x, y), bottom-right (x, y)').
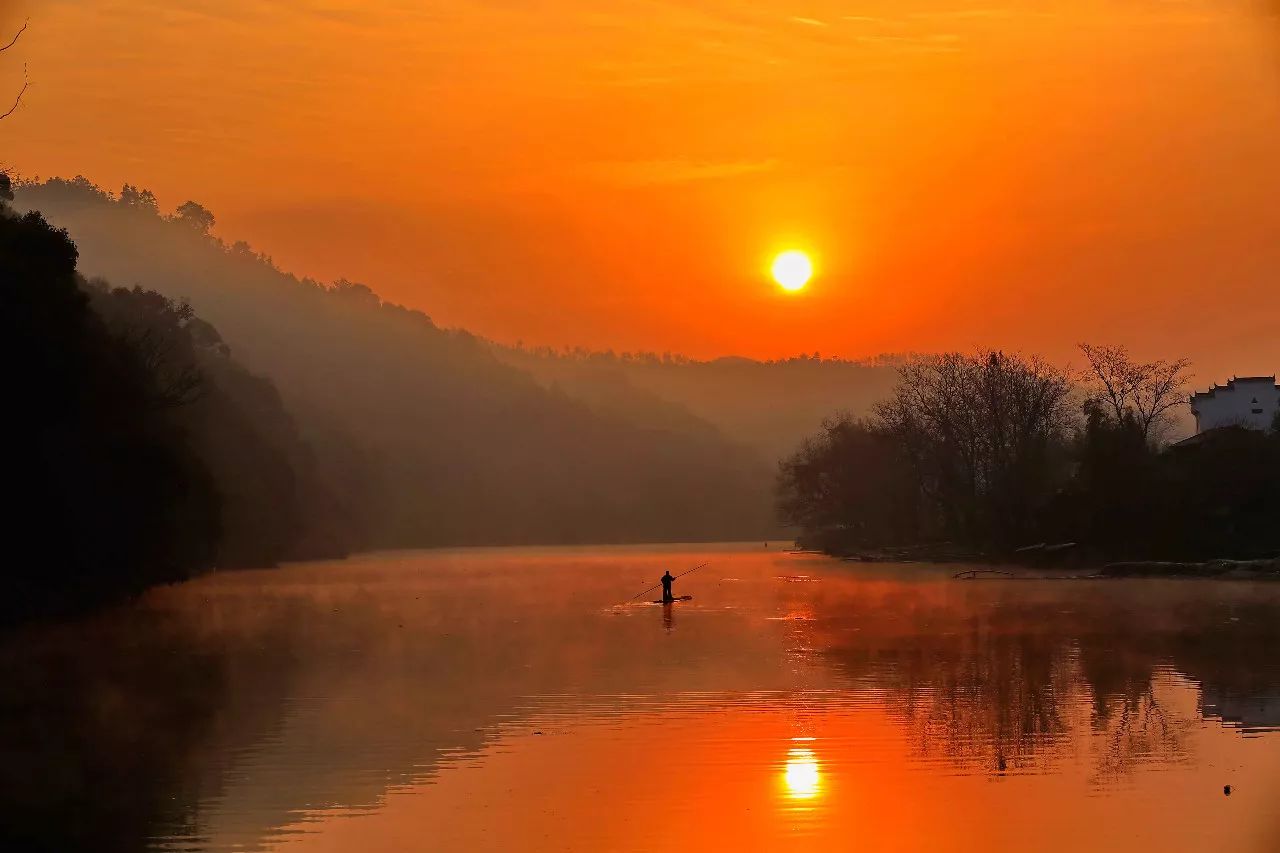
top-left (1078, 343), bottom-right (1191, 444)
top-left (876, 350), bottom-right (1075, 546)
top-left (0, 19), bottom-right (29, 121)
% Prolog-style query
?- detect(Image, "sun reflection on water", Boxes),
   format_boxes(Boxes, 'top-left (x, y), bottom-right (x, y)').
top-left (782, 747), bottom-right (822, 800)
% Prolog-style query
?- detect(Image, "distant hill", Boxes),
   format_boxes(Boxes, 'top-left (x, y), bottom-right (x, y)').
top-left (17, 177), bottom-right (777, 546)
top-left (493, 346), bottom-right (902, 461)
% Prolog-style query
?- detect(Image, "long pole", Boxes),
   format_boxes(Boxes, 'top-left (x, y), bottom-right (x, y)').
top-left (625, 562), bottom-right (709, 603)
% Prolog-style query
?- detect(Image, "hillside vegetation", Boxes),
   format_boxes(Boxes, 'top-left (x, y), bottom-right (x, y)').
top-left (16, 177), bottom-right (776, 551)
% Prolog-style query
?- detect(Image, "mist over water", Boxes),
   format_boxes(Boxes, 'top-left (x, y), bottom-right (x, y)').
top-left (5, 544), bottom-right (1280, 852)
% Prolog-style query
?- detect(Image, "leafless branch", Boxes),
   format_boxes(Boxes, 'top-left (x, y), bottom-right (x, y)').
top-left (0, 67), bottom-right (28, 120)
top-left (0, 19), bottom-right (27, 53)
top-left (1078, 343), bottom-right (1190, 443)
top-left (0, 21), bottom-right (30, 121)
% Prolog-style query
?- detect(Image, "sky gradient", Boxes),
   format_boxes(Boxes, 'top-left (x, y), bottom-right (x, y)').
top-left (3, 0), bottom-right (1280, 379)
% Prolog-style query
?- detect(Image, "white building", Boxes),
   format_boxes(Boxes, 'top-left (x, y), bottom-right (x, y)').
top-left (1189, 376), bottom-right (1280, 433)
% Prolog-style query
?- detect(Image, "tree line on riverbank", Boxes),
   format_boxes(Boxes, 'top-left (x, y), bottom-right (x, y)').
top-left (778, 347), bottom-right (1280, 562)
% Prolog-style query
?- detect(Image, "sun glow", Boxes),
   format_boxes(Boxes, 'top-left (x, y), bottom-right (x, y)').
top-left (771, 251), bottom-right (813, 291)
top-left (782, 748), bottom-right (821, 799)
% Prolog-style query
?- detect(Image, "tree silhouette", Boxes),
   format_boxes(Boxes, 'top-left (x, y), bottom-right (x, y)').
top-left (875, 350), bottom-right (1075, 547)
top-left (0, 201), bottom-right (220, 622)
top-left (173, 201), bottom-right (215, 235)
top-left (776, 416), bottom-right (920, 549)
top-left (0, 183), bottom-right (358, 623)
top-left (782, 344), bottom-right (1280, 560)
top-left (1078, 343), bottom-right (1191, 445)
top-left (119, 184), bottom-right (160, 214)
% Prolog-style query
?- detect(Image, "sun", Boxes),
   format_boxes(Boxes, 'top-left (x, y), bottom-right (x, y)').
top-left (771, 250), bottom-right (813, 292)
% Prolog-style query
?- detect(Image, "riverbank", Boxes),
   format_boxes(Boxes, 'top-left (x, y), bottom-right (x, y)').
top-left (1100, 558), bottom-right (1280, 579)
top-left (808, 539), bottom-right (1085, 568)
top-left (802, 535), bottom-right (1280, 579)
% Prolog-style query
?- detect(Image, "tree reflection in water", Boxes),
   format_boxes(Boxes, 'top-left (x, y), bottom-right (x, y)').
top-left (5, 554), bottom-right (1280, 852)
top-left (0, 609), bottom-right (229, 853)
top-left (802, 579), bottom-right (1280, 781)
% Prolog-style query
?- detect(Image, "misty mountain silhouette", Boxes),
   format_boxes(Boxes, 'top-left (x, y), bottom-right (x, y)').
top-left (16, 177), bottom-right (778, 548)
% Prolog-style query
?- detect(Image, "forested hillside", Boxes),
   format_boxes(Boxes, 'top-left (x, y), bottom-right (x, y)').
top-left (17, 178), bottom-right (775, 547)
top-left (2, 174), bottom-right (344, 621)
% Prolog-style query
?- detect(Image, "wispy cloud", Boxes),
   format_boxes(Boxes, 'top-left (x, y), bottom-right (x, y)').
top-left (908, 8), bottom-right (1017, 21)
top-left (588, 158), bottom-right (779, 186)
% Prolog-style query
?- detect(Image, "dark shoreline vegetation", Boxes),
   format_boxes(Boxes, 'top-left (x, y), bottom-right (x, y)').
top-left (2, 175), bottom-right (344, 623)
top-left (779, 348), bottom-right (1280, 570)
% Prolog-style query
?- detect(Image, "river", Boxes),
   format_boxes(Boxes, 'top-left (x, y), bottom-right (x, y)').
top-left (3, 543), bottom-right (1280, 851)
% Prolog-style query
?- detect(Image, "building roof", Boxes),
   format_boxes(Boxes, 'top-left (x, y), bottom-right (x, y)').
top-left (1169, 426), bottom-right (1248, 449)
top-left (1190, 375), bottom-right (1278, 404)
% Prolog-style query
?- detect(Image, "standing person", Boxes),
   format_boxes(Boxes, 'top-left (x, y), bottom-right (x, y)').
top-left (660, 570), bottom-right (675, 603)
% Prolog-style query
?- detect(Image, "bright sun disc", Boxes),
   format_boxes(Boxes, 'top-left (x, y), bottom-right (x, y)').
top-left (772, 251), bottom-right (813, 291)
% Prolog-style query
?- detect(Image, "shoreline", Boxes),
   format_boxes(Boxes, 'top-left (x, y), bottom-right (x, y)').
top-left (804, 540), bottom-right (1280, 580)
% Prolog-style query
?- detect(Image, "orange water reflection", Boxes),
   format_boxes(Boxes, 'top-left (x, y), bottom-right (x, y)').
top-left (6, 545), bottom-right (1280, 851)
top-left (782, 746), bottom-right (822, 800)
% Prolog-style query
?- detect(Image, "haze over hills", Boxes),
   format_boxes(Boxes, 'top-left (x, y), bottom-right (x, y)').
top-left (492, 347), bottom-right (901, 462)
top-left (18, 177), bottom-right (833, 548)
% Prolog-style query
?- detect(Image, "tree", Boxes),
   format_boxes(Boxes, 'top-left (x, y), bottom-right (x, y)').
top-left (119, 184), bottom-right (160, 214)
top-left (0, 207), bottom-right (220, 622)
top-left (87, 282), bottom-right (337, 567)
top-left (1053, 399), bottom-right (1161, 554)
top-left (1160, 426), bottom-right (1280, 558)
top-left (780, 351), bottom-right (1075, 552)
top-left (173, 200), bottom-right (215, 235)
top-left (875, 351), bottom-right (1075, 547)
top-left (776, 416), bottom-right (921, 549)
top-left (0, 19), bottom-right (29, 121)
top-left (89, 285), bottom-right (205, 407)
top-left (331, 278), bottom-right (380, 306)
top-left (1078, 343), bottom-right (1191, 444)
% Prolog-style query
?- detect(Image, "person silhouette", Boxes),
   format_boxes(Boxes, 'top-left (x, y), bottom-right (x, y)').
top-left (660, 570), bottom-right (675, 603)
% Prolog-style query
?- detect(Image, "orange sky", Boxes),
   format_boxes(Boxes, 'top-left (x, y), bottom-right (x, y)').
top-left (3, 1), bottom-right (1280, 377)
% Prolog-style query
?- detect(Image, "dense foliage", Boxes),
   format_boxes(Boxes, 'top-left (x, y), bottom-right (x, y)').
top-left (780, 348), bottom-right (1280, 560)
top-left (0, 174), bottom-right (351, 622)
top-left (1, 181), bottom-right (211, 620)
top-left (1050, 412), bottom-right (1280, 559)
top-left (85, 284), bottom-right (351, 564)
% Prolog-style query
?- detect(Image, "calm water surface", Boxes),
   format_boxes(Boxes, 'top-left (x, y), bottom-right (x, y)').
top-left (5, 543), bottom-right (1280, 852)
